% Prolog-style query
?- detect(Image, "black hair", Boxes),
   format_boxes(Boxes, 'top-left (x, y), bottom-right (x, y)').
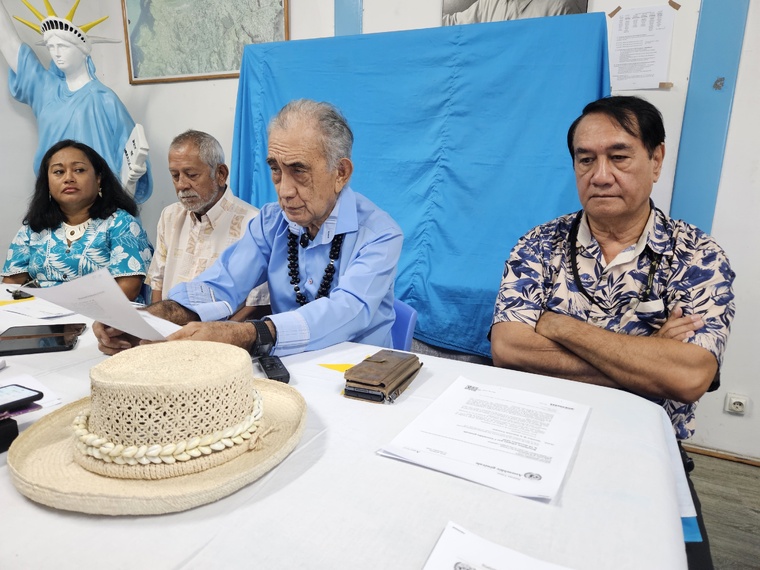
top-left (24, 139), bottom-right (139, 232)
top-left (566, 96), bottom-right (665, 159)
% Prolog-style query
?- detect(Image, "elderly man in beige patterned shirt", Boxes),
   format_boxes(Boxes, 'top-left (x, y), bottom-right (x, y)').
top-left (146, 130), bottom-right (269, 320)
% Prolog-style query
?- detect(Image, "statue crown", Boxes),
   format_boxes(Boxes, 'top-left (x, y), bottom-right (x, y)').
top-left (13, 0), bottom-right (108, 53)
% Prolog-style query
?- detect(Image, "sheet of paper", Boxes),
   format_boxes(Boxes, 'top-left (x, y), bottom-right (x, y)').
top-left (423, 521), bottom-right (572, 570)
top-left (1, 297), bottom-right (75, 319)
top-left (610, 5), bottom-right (675, 91)
top-left (21, 269), bottom-right (175, 341)
top-left (1, 373), bottom-right (62, 409)
top-left (378, 376), bottom-right (590, 500)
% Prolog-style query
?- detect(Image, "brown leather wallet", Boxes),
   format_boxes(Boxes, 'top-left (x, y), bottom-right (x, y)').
top-left (344, 349), bottom-right (422, 403)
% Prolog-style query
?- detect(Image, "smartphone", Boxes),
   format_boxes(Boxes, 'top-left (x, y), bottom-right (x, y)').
top-left (0, 384), bottom-right (44, 414)
top-left (0, 324), bottom-right (87, 338)
top-left (0, 323), bottom-right (86, 356)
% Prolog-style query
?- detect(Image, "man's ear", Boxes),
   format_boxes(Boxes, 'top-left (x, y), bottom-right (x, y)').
top-left (651, 143), bottom-right (665, 182)
top-left (216, 163), bottom-right (230, 186)
top-left (334, 158), bottom-right (353, 194)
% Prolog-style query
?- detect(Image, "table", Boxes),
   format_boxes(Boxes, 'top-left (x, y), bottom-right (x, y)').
top-left (0, 303), bottom-right (687, 569)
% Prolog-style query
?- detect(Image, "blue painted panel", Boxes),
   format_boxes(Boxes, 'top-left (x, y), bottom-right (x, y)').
top-left (335, 0), bottom-right (362, 36)
top-left (671, 0), bottom-right (749, 233)
top-left (232, 14), bottom-right (610, 356)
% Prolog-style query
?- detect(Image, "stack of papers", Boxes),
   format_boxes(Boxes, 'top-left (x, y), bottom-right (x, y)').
top-left (378, 377), bottom-right (590, 500)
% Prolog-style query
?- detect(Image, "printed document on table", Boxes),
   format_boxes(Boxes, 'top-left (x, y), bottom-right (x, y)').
top-left (0, 297), bottom-right (74, 319)
top-left (423, 521), bottom-right (572, 570)
top-left (21, 269), bottom-right (180, 341)
top-left (378, 376), bottom-right (590, 500)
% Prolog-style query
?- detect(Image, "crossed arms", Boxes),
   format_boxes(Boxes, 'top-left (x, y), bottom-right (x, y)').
top-left (491, 306), bottom-right (718, 404)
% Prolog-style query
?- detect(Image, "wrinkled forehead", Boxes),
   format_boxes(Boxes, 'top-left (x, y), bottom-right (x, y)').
top-left (268, 120), bottom-right (326, 159)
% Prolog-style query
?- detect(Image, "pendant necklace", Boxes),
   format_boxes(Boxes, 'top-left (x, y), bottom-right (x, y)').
top-left (63, 218), bottom-right (91, 243)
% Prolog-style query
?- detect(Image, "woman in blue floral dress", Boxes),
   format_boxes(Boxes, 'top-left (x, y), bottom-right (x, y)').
top-left (2, 140), bottom-right (153, 301)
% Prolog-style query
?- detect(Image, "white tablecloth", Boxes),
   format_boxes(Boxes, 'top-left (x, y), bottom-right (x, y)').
top-left (0, 303), bottom-right (687, 569)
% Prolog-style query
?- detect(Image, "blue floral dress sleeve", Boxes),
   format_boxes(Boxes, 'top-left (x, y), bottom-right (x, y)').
top-left (2, 225), bottom-right (34, 279)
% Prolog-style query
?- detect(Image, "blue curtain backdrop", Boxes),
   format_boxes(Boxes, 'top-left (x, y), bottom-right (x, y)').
top-left (232, 13), bottom-right (610, 357)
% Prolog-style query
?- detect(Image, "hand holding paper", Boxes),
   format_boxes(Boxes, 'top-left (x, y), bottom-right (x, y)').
top-left (22, 269), bottom-right (180, 341)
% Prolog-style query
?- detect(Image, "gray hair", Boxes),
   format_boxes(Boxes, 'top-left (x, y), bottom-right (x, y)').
top-left (267, 99), bottom-right (353, 170)
top-left (169, 130), bottom-right (226, 176)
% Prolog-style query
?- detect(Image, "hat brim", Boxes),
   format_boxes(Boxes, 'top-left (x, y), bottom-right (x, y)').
top-left (8, 379), bottom-right (306, 516)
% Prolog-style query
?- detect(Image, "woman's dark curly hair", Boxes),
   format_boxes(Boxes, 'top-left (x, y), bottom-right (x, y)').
top-left (24, 139), bottom-right (139, 232)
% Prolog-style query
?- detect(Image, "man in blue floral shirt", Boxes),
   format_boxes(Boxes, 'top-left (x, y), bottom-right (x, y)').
top-left (491, 95), bottom-right (734, 568)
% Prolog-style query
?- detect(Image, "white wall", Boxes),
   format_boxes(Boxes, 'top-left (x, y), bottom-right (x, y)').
top-left (691, 0), bottom-right (759, 459)
top-left (1, 0), bottom-right (756, 458)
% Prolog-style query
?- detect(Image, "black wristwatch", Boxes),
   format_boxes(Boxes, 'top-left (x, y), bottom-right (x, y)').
top-left (248, 319), bottom-right (275, 357)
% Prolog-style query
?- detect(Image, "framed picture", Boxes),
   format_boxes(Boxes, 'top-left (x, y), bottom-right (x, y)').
top-left (442, 0), bottom-right (587, 26)
top-left (121, 0), bottom-right (289, 84)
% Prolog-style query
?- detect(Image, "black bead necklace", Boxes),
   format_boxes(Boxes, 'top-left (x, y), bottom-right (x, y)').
top-left (287, 231), bottom-right (345, 306)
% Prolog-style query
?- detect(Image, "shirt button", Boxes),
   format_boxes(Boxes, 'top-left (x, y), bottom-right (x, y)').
top-left (590, 316), bottom-right (599, 323)
top-left (63, 274), bottom-right (67, 279)
top-left (308, 278), bottom-right (313, 284)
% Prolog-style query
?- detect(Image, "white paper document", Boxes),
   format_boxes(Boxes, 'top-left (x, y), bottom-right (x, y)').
top-left (1, 297), bottom-right (74, 319)
top-left (21, 269), bottom-right (179, 341)
top-left (378, 377), bottom-right (590, 500)
top-left (610, 5), bottom-right (675, 91)
top-left (424, 521), bottom-right (572, 570)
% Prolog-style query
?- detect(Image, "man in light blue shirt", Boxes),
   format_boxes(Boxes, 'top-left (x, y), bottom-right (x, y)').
top-left (95, 99), bottom-right (403, 357)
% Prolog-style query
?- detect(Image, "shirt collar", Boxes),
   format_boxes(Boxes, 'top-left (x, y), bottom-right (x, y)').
top-left (577, 202), bottom-right (658, 269)
top-left (189, 186), bottom-right (230, 229)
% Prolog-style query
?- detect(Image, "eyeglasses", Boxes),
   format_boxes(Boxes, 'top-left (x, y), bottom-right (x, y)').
top-left (7, 278), bottom-right (39, 300)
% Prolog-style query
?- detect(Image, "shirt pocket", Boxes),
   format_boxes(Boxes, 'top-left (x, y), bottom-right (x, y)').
top-left (618, 297), bottom-right (668, 333)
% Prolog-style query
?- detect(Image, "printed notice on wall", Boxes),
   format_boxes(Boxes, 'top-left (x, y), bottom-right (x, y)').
top-left (377, 377), bottom-right (590, 500)
top-left (610, 5), bottom-right (675, 91)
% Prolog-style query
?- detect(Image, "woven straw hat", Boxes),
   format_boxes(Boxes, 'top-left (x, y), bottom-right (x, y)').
top-left (8, 341), bottom-right (306, 515)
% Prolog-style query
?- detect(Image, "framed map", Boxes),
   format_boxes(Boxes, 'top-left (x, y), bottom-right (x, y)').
top-left (121, 0), bottom-right (289, 84)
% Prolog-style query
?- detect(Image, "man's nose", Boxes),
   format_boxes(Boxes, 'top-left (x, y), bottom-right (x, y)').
top-left (590, 157), bottom-right (613, 184)
top-left (175, 174), bottom-right (191, 189)
top-left (277, 171), bottom-right (298, 197)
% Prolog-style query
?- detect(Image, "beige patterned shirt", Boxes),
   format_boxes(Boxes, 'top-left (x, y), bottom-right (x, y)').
top-left (146, 188), bottom-right (269, 306)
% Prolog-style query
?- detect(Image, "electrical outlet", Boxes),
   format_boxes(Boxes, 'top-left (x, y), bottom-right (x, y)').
top-left (724, 393), bottom-right (748, 415)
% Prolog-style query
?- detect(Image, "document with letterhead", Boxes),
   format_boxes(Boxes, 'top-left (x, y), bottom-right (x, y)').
top-left (378, 376), bottom-right (590, 500)
top-left (424, 521), bottom-right (572, 570)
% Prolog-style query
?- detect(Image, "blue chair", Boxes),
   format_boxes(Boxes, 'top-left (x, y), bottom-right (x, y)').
top-left (391, 299), bottom-right (417, 352)
top-left (139, 282), bottom-right (152, 305)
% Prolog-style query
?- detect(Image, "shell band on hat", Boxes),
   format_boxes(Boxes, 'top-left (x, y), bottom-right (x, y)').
top-left (13, 0), bottom-right (109, 55)
top-left (70, 341), bottom-right (267, 481)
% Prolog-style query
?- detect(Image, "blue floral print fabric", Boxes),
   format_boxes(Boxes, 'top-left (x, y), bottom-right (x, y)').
top-left (3, 209), bottom-right (153, 301)
top-left (493, 206), bottom-right (735, 439)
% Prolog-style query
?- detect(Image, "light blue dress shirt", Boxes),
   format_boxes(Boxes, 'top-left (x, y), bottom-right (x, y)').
top-left (169, 187), bottom-right (403, 356)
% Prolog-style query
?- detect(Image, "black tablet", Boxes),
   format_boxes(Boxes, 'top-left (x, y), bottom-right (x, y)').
top-left (0, 323), bottom-right (87, 356)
